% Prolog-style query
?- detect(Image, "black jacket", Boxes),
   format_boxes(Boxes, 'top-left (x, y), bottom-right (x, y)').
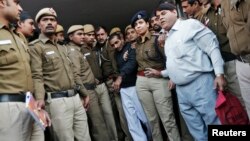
top-left (116, 43), bottom-right (137, 88)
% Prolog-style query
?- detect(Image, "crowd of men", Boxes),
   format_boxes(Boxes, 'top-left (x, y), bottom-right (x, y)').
top-left (0, 0), bottom-right (249, 141)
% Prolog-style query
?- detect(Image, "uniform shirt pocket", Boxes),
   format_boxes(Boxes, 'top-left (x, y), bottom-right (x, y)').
top-left (44, 50), bottom-right (61, 70)
top-left (0, 45), bottom-right (18, 66)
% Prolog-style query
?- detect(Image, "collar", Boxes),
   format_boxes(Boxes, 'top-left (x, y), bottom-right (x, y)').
top-left (39, 33), bottom-right (56, 44)
top-left (194, 10), bottom-right (205, 21)
top-left (138, 31), bottom-right (151, 43)
top-left (230, 0), bottom-right (244, 10)
top-left (0, 22), bottom-right (15, 31)
top-left (171, 19), bottom-right (181, 32)
top-left (0, 22), bottom-right (5, 29)
top-left (68, 42), bottom-right (81, 51)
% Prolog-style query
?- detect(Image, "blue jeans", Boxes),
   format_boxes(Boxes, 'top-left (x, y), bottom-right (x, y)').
top-left (120, 86), bottom-right (152, 141)
top-left (176, 73), bottom-right (221, 141)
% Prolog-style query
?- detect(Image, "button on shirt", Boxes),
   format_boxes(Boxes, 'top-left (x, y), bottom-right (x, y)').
top-left (135, 32), bottom-right (165, 71)
top-left (67, 42), bottom-right (96, 85)
top-left (81, 45), bottom-right (103, 82)
top-left (161, 19), bottom-right (224, 85)
top-left (0, 23), bottom-right (33, 93)
top-left (29, 34), bottom-right (76, 100)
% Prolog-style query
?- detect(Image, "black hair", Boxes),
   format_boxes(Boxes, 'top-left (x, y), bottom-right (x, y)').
top-left (95, 25), bottom-right (108, 34)
top-left (182, 0), bottom-right (202, 6)
top-left (108, 32), bottom-right (122, 42)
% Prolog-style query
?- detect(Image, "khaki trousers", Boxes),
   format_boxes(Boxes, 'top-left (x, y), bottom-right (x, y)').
top-left (0, 102), bottom-right (44, 141)
top-left (46, 94), bottom-right (91, 141)
top-left (224, 60), bottom-right (244, 106)
top-left (87, 90), bottom-right (110, 141)
top-left (95, 83), bottom-right (118, 141)
top-left (236, 60), bottom-right (250, 119)
top-left (136, 76), bottom-right (181, 141)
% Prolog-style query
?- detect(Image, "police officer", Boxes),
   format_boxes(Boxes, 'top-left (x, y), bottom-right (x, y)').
top-left (82, 24), bottom-right (118, 141)
top-left (149, 13), bottom-right (162, 35)
top-left (15, 11), bottom-right (35, 45)
top-left (29, 8), bottom-right (91, 141)
top-left (0, 0), bottom-right (44, 140)
top-left (55, 24), bottom-right (65, 45)
top-left (95, 25), bottom-right (132, 141)
top-left (66, 25), bottom-right (110, 141)
top-left (131, 10), bottom-right (181, 141)
top-left (124, 25), bottom-right (138, 49)
top-left (198, 0), bottom-right (244, 106)
top-left (220, 0), bottom-right (250, 119)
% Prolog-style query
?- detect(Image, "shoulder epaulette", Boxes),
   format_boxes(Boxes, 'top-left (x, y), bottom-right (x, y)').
top-left (28, 39), bottom-right (41, 46)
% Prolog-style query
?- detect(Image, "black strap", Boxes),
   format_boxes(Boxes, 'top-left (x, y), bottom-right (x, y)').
top-left (0, 94), bottom-right (26, 102)
top-left (48, 90), bottom-right (76, 99)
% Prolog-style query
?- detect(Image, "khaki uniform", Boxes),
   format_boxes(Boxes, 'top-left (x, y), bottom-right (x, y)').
top-left (0, 23), bottom-right (43, 141)
top-left (136, 33), bottom-right (165, 71)
top-left (135, 32), bottom-right (181, 141)
top-left (221, 0), bottom-right (250, 55)
top-left (203, 6), bottom-right (244, 106)
top-left (66, 42), bottom-right (109, 141)
top-left (29, 34), bottom-right (90, 141)
top-left (99, 42), bottom-right (118, 79)
top-left (16, 31), bottom-right (29, 46)
top-left (221, 0), bottom-right (250, 119)
top-left (82, 44), bottom-right (118, 141)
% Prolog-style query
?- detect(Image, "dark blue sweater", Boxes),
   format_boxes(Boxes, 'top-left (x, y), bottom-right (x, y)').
top-left (115, 43), bottom-right (138, 88)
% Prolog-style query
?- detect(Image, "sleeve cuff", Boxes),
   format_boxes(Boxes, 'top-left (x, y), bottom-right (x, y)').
top-left (214, 66), bottom-right (224, 76)
top-left (161, 69), bottom-right (169, 78)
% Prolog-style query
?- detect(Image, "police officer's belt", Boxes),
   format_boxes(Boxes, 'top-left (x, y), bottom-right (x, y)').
top-left (0, 94), bottom-right (26, 102)
top-left (49, 89), bottom-right (76, 99)
top-left (237, 54), bottom-right (250, 63)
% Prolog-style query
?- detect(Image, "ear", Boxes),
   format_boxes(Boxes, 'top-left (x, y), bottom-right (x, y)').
top-left (69, 34), bottom-right (73, 40)
top-left (0, 0), bottom-right (7, 8)
top-left (17, 21), bottom-right (22, 27)
top-left (37, 23), bottom-right (42, 30)
top-left (146, 22), bottom-right (150, 29)
top-left (172, 9), bottom-right (178, 16)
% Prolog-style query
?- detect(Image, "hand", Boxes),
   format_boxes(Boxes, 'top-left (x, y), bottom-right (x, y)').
top-left (42, 109), bottom-right (51, 127)
top-left (158, 33), bottom-right (167, 48)
top-left (82, 96), bottom-right (90, 111)
top-left (168, 80), bottom-right (176, 90)
top-left (123, 50), bottom-right (128, 61)
top-left (214, 75), bottom-right (227, 91)
top-left (144, 68), bottom-right (162, 78)
top-left (112, 76), bottom-right (122, 92)
top-left (131, 42), bottom-right (136, 49)
top-left (36, 100), bottom-right (45, 110)
top-left (95, 78), bottom-right (100, 85)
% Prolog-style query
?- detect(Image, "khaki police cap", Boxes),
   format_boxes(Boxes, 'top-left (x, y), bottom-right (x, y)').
top-left (124, 25), bottom-right (132, 34)
top-left (67, 25), bottom-right (84, 35)
top-left (83, 24), bottom-right (95, 34)
top-left (35, 8), bottom-right (57, 23)
top-left (109, 27), bottom-right (121, 35)
top-left (56, 24), bottom-right (64, 33)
